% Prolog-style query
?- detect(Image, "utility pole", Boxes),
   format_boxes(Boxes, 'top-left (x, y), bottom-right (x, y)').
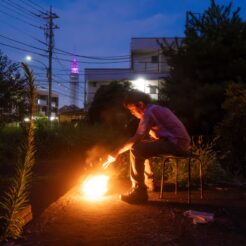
top-left (40, 7), bottom-right (59, 122)
top-left (84, 79), bottom-right (87, 110)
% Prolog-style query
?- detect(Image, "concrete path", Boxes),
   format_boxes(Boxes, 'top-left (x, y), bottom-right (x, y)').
top-left (18, 180), bottom-right (246, 246)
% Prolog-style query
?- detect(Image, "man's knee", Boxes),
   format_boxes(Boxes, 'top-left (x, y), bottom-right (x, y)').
top-left (132, 143), bottom-right (145, 157)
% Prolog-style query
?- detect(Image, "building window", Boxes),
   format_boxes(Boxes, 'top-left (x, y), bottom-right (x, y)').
top-left (40, 95), bottom-right (46, 100)
top-left (149, 85), bottom-right (157, 94)
top-left (151, 56), bottom-right (159, 63)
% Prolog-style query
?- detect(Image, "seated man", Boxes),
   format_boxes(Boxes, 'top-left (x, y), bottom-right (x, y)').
top-left (103, 90), bottom-right (191, 204)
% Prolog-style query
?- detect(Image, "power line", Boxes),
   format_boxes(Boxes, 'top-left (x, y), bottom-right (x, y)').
top-left (37, 84), bottom-right (82, 101)
top-left (0, 41), bottom-right (47, 58)
top-left (0, 28), bottom-right (156, 67)
top-left (0, 37), bottom-right (156, 66)
top-left (23, 0), bottom-right (47, 12)
top-left (0, 9), bottom-right (41, 29)
top-left (54, 53), bottom-right (71, 72)
top-left (54, 47), bottom-right (130, 60)
top-left (53, 78), bottom-right (82, 93)
top-left (54, 80), bottom-right (71, 91)
top-left (0, 34), bottom-right (48, 53)
top-left (53, 50), bottom-right (163, 63)
top-left (52, 54), bottom-right (130, 64)
top-left (36, 79), bottom-right (86, 84)
top-left (53, 45), bottom-right (163, 62)
top-left (0, 17), bottom-right (47, 46)
top-left (2, 0), bottom-right (45, 24)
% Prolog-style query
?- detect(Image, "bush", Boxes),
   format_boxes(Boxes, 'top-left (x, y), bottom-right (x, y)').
top-left (215, 82), bottom-right (246, 178)
top-left (0, 126), bottom-right (24, 176)
top-left (191, 136), bottom-right (226, 185)
top-left (150, 136), bottom-right (225, 187)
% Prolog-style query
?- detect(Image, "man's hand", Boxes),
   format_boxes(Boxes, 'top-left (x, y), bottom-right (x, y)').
top-left (102, 155), bottom-right (116, 169)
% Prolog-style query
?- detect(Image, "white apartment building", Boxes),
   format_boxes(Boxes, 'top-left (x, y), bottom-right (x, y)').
top-left (84, 37), bottom-right (183, 107)
top-left (36, 88), bottom-right (59, 118)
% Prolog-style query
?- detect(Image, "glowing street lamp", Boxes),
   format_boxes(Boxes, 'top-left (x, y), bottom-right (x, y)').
top-left (26, 55), bottom-right (32, 61)
top-left (131, 77), bottom-right (146, 92)
top-left (25, 55), bottom-right (46, 67)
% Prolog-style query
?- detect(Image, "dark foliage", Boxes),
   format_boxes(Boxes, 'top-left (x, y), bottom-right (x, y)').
top-left (0, 51), bottom-right (27, 125)
top-left (0, 63), bottom-right (36, 242)
top-left (88, 81), bottom-right (136, 132)
top-left (215, 82), bottom-right (246, 177)
top-left (159, 0), bottom-right (246, 135)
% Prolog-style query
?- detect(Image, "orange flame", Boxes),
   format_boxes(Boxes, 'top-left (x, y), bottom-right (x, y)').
top-left (82, 175), bottom-right (109, 201)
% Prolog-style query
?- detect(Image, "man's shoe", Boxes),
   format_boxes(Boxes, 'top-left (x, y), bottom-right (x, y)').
top-left (120, 187), bottom-right (148, 204)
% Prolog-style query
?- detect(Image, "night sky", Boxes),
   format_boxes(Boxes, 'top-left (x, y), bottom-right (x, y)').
top-left (0, 0), bottom-right (246, 107)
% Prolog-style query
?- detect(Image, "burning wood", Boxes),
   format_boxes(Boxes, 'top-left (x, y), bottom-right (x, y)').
top-left (80, 147), bottom-right (116, 201)
top-left (102, 155), bottom-right (116, 169)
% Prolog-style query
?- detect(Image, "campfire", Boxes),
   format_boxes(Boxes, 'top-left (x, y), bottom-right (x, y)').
top-left (81, 151), bottom-right (115, 201)
top-left (82, 174), bottom-right (109, 201)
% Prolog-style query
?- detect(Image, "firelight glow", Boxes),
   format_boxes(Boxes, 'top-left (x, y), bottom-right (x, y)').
top-left (82, 175), bottom-right (109, 201)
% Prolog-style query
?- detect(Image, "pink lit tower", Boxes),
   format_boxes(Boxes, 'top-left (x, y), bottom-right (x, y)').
top-left (70, 57), bottom-right (79, 106)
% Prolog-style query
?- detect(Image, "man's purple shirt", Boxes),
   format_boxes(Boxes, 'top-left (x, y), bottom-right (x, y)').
top-left (136, 104), bottom-right (191, 151)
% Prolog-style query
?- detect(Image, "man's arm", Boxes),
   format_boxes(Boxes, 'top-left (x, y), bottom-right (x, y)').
top-left (111, 133), bottom-right (144, 158)
top-left (102, 133), bottom-right (144, 169)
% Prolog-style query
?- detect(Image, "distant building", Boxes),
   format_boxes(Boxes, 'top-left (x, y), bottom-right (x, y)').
top-left (36, 88), bottom-right (59, 119)
top-left (58, 105), bottom-right (85, 123)
top-left (70, 57), bottom-right (80, 107)
top-left (84, 37), bottom-right (183, 108)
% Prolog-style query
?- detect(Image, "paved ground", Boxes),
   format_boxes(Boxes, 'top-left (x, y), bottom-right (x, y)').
top-left (16, 178), bottom-right (246, 246)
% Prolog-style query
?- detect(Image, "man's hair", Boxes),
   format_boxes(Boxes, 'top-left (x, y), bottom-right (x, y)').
top-left (123, 90), bottom-right (151, 106)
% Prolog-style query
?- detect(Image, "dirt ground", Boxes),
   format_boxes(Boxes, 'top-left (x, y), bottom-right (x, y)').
top-left (12, 170), bottom-right (246, 246)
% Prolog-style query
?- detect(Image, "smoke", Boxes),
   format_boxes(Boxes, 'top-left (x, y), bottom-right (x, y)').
top-left (84, 145), bottom-right (109, 169)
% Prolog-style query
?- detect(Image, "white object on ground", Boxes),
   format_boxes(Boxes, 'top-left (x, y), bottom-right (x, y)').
top-left (184, 210), bottom-right (214, 224)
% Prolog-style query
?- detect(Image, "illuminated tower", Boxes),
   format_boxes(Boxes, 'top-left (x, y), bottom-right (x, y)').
top-left (70, 57), bottom-right (79, 106)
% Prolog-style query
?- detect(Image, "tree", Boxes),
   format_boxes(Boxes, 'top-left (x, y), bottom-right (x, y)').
top-left (215, 82), bottom-right (246, 177)
top-left (88, 81), bottom-right (132, 128)
top-left (0, 51), bottom-right (27, 125)
top-left (159, 0), bottom-right (246, 135)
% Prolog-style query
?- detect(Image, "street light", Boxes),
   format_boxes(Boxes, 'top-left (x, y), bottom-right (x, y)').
top-left (25, 55), bottom-right (52, 121)
top-left (131, 77), bottom-right (146, 92)
top-left (25, 55), bottom-right (48, 78)
top-left (26, 55), bottom-right (32, 62)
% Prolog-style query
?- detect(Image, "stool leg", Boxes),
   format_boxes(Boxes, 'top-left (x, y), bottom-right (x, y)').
top-left (175, 159), bottom-right (178, 195)
top-left (199, 159), bottom-right (203, 199)
top-left (188, 156), bottom-right (191, 204)
top-left (160, 160), bottom-right (166, 199)
top-left (160, 162), bottom-right (164, 199)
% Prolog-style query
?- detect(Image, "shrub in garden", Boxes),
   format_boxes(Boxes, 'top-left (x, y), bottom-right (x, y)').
top-left (215, 82), bottom-right (246, 179)
top-left (149, 136), bottom-right (225, 188)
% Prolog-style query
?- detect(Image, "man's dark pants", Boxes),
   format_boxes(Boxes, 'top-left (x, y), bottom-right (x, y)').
top-left (130, 139), bottom-right (184, 189)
